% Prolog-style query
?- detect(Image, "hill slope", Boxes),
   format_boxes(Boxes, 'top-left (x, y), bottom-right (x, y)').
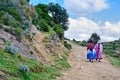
top-left (0, 1), bottom-right (71, 79)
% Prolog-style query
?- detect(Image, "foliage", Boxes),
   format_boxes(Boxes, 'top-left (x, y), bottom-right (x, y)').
top-left (103, 41), bottom-right (120, 67)
top-left (5, 45), bottom-right (18, 54)
top-left (64, 41), bottom-right (72, 50)
top-left (20, 0), bottom-right (27, 5)
top-left (0, 10), bottom-right (5, 15)
top-left (35, 4), bottom-right (52, 23)
top-left (1, 37), bottom-right (8, 42)
top-left (0, 48), bottom-right (61, 80)
top-left (89, 33), bottom-right (100, 44)
top-left (19, 65), bottom-right (29, 73)
top-left (109, 56), bottom-right (120, 67)
top-left (14, 27), bottom-right (23, 35)
top-left (1, 44), bottom-right (71, 79)
top-left (0, 14), bottom-right (9, 25)
top-left (9, 20), bottom-right (19, 28)
top-left (35, 3), bottom-right (69, 39)
top-left (38, 19), bottom-right (50, 32)
top-left (80, 40), bottom-right (87, 46)
top-left (48, 2), bottom-right (69, 30)
top-left (53, 24), bottom-right (64, 39)
top-left (54, 52), bottom-right (71, 69)
top-left (6, 7), bottom-right (22, 21)
top-left (34, 4), bottom-right (52, 32)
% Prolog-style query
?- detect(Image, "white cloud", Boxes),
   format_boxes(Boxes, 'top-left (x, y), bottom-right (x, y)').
top-left (49, 0), bottom-right (57, 3)
top-left (64, 17), bottom-right (120, 42)
top-left (64, 0), bottom-right (109, 18)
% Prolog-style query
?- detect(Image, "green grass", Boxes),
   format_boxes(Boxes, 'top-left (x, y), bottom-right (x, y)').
top-left (110, 56), bottom-right (120, 67)
top-left (54, 52), bottom-right (71, 70)
top-left (103, 42), bottom-right (120, 67)
top-left (0, 48), bottom-right (61, 80)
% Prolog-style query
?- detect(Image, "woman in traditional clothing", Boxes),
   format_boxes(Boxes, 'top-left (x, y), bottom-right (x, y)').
top-left (87, 48), bottom-right (97, 63)
top-left (94, 40), bottom-right (103, 62)
top-left (87, 40), bottom-right (97, 63)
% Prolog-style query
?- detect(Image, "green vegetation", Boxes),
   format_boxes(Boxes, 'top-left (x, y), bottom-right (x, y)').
top-left (0, 48), bottom-right (62, 80)
top-left (0, 1), bottom-right (71, 79)
top-left (103, 41), bottom-right (120, 67)
top-left (64, 41), bottom-right (72, 50)
top-left (0, 47), bottom-right (72, 80)
top-left (110, 57), bottom-right (120, 67)
top-left (54, 52), bottom-right (71, 70)
top-left (48, 3), bottom-right (69, 30)
top-left (89, 33), bottom-right (100, 44)
top-left (34, 3), bottom-right (69, 39)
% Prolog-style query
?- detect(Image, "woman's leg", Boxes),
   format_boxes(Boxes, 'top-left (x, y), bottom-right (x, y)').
top-left (91, 59), bottom-right (93, 63)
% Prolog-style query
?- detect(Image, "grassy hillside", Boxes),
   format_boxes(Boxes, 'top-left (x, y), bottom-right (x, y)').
top-left (103, 40), bottom-right (120, 67)
top-left (0, 1), bottom-right (72, 80)
top-left (0, 48), bottom-right (71, 80)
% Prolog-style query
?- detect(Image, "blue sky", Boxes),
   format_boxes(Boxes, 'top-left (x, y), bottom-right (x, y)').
top-left (30, 0), bottom-right (120, 42)
top-left (92, 0), bottom-right (120, 23)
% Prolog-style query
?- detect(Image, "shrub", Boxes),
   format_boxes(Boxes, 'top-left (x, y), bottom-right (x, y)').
top-left (9, 20), bottom-right (19, 28)
top-left (32, 18), bottom-right (38, 26)
top-left (0, 10), bottom-right (5, 17)
top-left (18, 55), bottom-right (22, 59)
top-left (19, 65), bottom-right (29, 73)
top-left (53, 25), bottom-right (64, 39)
top-left (1, 37), bottom-right (8, 42)
top-left (6, 7), bottom-right (22, 21)
top-left (1, 15), bottom-right (9, 25)
top-left (30, 51), bottom-right (34, 54)
top-left (20, 0), bottom-right (27, 5)
top-left (64, 41), bottom-right (72, 50)
top-left (38, 19), bottom-right (49, 32)
top-left (0, 24), bottom-right (3, 29)
top-left (0, 10), bottom-right (5, 23)
top-left (14, 27), bottom-right (23, 35)
top-left (5, 45), bottom-right (18, 54)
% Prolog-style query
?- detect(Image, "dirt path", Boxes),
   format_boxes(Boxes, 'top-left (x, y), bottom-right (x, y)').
top-left (57, 41), bottom-right (120, 80)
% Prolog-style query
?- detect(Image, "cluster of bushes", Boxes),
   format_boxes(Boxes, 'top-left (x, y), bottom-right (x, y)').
top-left (0, 3), bottom-right (32, 42)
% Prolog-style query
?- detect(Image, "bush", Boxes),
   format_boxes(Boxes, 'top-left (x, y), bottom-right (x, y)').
top-left (1, 37), bottom-right (8, 42)
top-left (53, 25), bottom-right (64, 39)
top-left (32, 18), bottom-right (38, 26)
top-left (19, 65), bottom-right (29, 73)
top-left (5, 45), bottom-right (18, 54)
top-left (0, 24), bottom-right (3, 29)
top-left (38, 19), bottom-right (49, 32)
top-left (9, 20), bottom-right (19, 28)
top-left (64, 41), bottom-right (72, 50)
top-left (6, 7), bottom-right (22, 21)
top-left (0, 10), bottom-right (5, 17)
top-left (80, 43), bottom-right (87, 46)
top-left (14, 27), bottom-right (23, 35)
top-left (1, 15), bottom-right (9, 25)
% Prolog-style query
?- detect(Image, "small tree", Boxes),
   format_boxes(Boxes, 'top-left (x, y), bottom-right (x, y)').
top-left (48, 3), bottom-right (69, 30)
top-left (89, 33), bottom-right (100, 44)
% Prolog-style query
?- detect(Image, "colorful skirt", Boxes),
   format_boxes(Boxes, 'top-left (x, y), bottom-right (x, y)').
top-left (87, 50), bottom-right (97, 59)
top-left (97, 52), bottom-right (103, 59)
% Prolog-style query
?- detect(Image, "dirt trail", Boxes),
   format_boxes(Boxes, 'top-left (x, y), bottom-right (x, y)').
top-left (57, 41), bottom-right (120, 80)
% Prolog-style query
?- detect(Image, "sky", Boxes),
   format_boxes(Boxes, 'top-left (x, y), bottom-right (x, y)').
top-left (30, 0), bottom-right (120, 42)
